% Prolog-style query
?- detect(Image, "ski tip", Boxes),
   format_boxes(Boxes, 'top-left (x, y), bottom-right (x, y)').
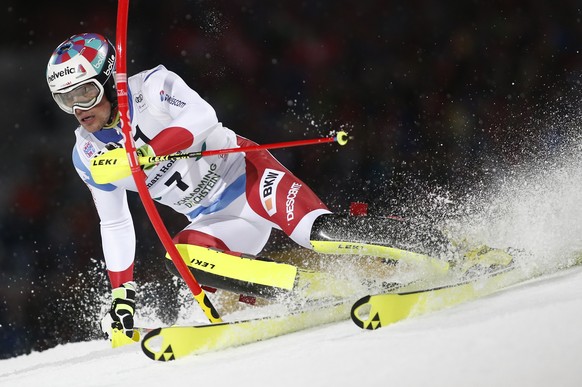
top-left (140, 327), bottom-right (177, 361)
top-left (351, 295), bottom-right (373, 330)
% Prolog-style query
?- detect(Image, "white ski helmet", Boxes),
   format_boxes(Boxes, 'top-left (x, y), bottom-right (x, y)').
top-left (47, 33), bottom-right (116, 114)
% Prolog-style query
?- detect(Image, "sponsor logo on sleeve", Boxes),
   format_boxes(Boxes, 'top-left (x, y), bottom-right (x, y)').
top-left (260, 169), bottom-right (284, 216)
top-left (159, 90), bottom-right (186, 108)
top-left (285, 182), bottom-right (302, 221)
top-left (134, 92), bottom-right (147, 112)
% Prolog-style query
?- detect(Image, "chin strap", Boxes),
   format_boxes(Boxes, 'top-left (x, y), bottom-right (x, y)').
top-left (104, 107), bottom-right (120, 129)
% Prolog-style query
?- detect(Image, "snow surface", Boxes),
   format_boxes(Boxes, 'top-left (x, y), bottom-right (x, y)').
top-left (0, 264), bottom-right (581, 387)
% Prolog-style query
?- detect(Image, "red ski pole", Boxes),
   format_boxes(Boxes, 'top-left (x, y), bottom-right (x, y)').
top-left (142, 130), bottom-right (350, 164)
top-left (90, 131), bottom-right (350, 184)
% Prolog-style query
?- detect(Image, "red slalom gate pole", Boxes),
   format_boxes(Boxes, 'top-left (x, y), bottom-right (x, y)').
top-left (116, 0), bottom-right (221, 323)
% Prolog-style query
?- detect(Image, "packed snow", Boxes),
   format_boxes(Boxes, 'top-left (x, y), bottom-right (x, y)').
top-left (0, 264), bottom-right (581, 387)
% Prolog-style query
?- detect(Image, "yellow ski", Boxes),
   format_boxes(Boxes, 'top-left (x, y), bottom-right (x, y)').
top-left (141, 299), bottom-right (352, 361)
top-left (350, 266), bottom-right (524, 330)
top-left (169, 244), bottom-right (358, 300)
top-left (311, 240), bottom-right (450, 275)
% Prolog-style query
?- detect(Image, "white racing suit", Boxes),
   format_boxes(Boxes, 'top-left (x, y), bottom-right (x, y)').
top-left (72, 65), bottom-right (331, 288)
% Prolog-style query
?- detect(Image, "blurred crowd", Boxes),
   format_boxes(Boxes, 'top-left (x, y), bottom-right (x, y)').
top-left (1, 0), bottom-right (582, 358)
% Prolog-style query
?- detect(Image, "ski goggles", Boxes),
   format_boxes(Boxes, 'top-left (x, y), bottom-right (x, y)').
top-left (52, 79), bottom-right (105, 114)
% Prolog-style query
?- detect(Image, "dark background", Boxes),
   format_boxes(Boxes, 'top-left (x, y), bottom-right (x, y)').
top-left (2, 0), bottom-right (582, 358)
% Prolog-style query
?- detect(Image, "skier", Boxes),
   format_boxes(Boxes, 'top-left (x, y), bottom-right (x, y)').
top-left (46, 33), bottom-right (458, 343)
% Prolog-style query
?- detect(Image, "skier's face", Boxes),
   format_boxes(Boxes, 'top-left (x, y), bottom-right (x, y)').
top-left (73, 97), bottom-right (112, 133)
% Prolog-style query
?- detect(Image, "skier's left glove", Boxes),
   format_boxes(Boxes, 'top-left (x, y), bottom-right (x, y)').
top-left (101, 281), bottom-right (138, 346)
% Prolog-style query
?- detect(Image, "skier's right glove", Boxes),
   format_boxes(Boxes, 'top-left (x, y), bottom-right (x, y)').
top-left (90, 142), bottom-right (131, 184)
top-left (100, 281), bottom-right (138, 346)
